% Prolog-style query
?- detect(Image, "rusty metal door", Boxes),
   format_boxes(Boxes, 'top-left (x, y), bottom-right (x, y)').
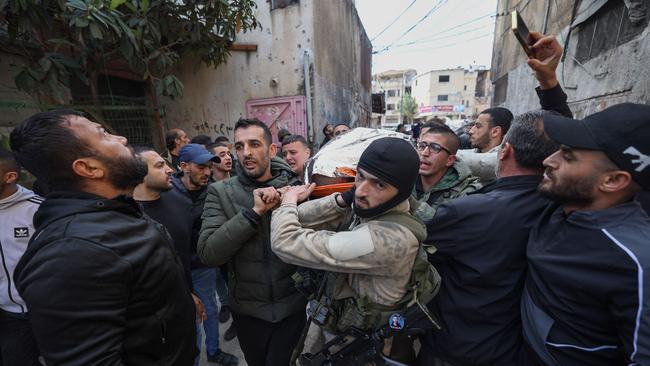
top-left (246, 96), bottom-right (307, 144)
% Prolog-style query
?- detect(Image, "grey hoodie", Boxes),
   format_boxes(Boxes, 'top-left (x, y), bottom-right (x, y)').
top-left (0, 185), bottom-right (42, 313)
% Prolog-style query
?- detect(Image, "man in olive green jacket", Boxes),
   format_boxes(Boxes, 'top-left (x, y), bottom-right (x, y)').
top-left (198, 118), bottom-right (305, 366)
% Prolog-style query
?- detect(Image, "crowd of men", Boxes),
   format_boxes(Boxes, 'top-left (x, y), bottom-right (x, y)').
top-left (1, 32), bottom-right (649, 366)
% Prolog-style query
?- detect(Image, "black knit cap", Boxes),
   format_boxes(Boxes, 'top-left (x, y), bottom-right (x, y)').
top-left (354, 137), bottom-right (420, 218)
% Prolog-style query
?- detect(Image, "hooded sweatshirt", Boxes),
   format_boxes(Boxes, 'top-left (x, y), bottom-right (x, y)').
top-left (0, 185), bottom-right (43, 313)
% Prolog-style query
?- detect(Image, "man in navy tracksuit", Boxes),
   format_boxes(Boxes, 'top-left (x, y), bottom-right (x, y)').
top-left (523, 103), bottom-right (650, 365)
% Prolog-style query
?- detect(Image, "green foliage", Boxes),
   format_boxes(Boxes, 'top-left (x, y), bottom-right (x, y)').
top-left (1, 0), bottom-right (261, 102)
top-left (399, 94), bottom-right (418, 123)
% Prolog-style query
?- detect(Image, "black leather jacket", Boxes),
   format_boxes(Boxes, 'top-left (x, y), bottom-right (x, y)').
top-left (15, 191), bottom-right (196, 366)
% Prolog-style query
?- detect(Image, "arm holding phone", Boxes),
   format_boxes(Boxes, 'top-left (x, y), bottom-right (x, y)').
top-left (511, 11), bottom-right (572, 117)
top-left (527, 32), bottom-right (562, 90)
top-left (527, 32), bottom-right (573, 118)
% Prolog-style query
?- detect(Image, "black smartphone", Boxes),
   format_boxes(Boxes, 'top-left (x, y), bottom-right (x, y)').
top-left (511, 10), bottom-right (533, 57)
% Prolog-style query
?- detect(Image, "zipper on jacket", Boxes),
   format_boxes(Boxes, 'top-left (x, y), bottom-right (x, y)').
top-left (0, 239), bottom-right (25, 313)
top-left (261, 214), bottom-right (277, 321)
top-left (160, 318), bottom-right (167, 344)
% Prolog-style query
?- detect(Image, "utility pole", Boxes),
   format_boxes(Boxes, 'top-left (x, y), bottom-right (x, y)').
top-left (399, 71), bottom-right (405, 125)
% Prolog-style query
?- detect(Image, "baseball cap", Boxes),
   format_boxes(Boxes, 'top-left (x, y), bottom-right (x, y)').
top-left (178, 143), bottom-right (220, 164)
top-left (543, 103), bottom-right (650, 189)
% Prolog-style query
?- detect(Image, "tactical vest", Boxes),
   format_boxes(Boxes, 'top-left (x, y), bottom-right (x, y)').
top-left (308, 210), bottom-right (441, 334)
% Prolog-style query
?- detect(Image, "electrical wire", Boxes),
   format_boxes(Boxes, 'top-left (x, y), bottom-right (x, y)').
top-left (370, 0), bottom-right (418, 42)
top-left (390, 24), bottom-right (491, 50)
top-left (378, 32), bottom-right (494, 55)
top-left (406, 12), bottom-right (496, 43)
top-left (375, 0), bottom-right (449, 54)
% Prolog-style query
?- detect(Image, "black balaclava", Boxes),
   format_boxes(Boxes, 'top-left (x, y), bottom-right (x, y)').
top-left (354, 137), bottom-right (420, 218)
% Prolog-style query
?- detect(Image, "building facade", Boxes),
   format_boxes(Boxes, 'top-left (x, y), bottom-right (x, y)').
top-left (411, 67), bottom-right (490, 121)
top-left (491, 0), bottom-right (649, 117)
top-left (371, 69), bottom-right (417, 129)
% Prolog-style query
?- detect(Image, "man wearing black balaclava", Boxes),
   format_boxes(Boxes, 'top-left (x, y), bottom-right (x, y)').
top-left (266, 137), bottom-right (435, 362)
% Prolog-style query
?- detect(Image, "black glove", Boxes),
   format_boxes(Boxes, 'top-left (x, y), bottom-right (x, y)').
top-left (339, 186), bottom-right (356, 207)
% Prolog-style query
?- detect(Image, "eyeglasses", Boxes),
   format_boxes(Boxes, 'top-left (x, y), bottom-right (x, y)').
top-left (416, 141), bottom-right (452, 155)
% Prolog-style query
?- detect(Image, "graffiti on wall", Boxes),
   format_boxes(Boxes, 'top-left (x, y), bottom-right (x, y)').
top-left (192, 120), bottom-right (234, 137)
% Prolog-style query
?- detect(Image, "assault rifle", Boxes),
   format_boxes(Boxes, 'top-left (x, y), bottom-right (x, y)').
top-left (298, 304), bottom-right (433, 366)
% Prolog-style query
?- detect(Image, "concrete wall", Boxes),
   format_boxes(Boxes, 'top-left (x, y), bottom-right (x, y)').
top-left (312, 0), bottom-right (372, 140)
top-left (412, 72), bottom-right (432, 108)
top-left (492, 0), bottom-right (650, 118)
top-left (162, 0), bottom-right (314, 140)
top-left (163, 0), bottom-right (372, 145)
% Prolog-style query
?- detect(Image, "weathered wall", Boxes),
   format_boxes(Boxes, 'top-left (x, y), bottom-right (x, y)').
top-left (163, 0), bottom-right (372, 146)
top-left (162, 0), bottom-right (314, 140)
top-left (412, 72), bottom-right (432, 108)
top-left (312, 0), bottom-right (372, 142)
top-left (492, 0), bottom-right (650, 118)
top-left (0, 53), bottom-right (41, 140)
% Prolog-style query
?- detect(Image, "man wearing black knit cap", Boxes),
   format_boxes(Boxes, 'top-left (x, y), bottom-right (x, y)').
top-left (268, 137), bottom-right (438, 362)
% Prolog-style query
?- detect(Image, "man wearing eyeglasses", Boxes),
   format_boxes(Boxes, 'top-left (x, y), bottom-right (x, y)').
top-left (418, 32), bottom-right (572, 366)
top-left (412, 124), bottom-right (481, 220)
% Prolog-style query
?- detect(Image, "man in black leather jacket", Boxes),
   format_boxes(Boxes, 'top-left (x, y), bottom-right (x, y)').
top-left (10, 110), bottom-right (196, 366)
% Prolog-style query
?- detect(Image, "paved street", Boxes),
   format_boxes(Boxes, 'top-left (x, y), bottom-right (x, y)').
top-left (197, 299), bottom-right (248, 366)
top-left (194, 295), bottom-right (246, 366)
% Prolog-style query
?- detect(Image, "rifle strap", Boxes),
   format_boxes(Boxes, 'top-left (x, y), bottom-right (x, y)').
top-left (290, 275), bottom-right (327, 365)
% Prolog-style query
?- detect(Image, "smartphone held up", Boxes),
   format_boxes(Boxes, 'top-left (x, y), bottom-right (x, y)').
top-left (511, 10), bottom-right (534, 57)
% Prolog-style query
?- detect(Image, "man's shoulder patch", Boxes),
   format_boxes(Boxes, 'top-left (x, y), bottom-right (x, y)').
top-left (326, 226), bottom-right (374, 261)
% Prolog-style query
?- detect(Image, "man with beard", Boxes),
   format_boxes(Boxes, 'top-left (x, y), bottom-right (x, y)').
top-left (198, 118), bottom-right (305, 366)
top-left (163, 128), bottom-right (190, 172)
top-left (281, 134), bottom-right (311, 182)
top-left (418, 110), bottom-right (561, 366)
top-left (467, 107), bottom-right (514, 153)
top-left (417, 31), bottom-right (572, 366)
top-left (456, 33), bottom-right (573, 184)
top-left (413, 124), bottom-right (481, 220)
top-left (522, 103), bottom-right (650, 366)
top-left (9, 110), bottom-right (196, 365)
top-left (269, 137), bottom-right (439, 364)
top-left (133, 147), bottom-right (207, 322)
top-left (172, 144), bottom-right (238, 365)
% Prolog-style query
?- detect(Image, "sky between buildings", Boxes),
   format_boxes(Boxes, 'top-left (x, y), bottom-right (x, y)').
top-left (355, 0), bottom-right (498, 74)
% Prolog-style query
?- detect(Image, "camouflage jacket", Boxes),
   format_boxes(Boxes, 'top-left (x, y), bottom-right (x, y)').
top-left (270, 194), bottom-right (423, 306)
top-left (412, 159), bottom-right (482, 221)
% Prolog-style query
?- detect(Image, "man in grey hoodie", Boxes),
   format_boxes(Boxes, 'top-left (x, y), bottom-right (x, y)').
top-left (0, 148), bottom-right (41, 366)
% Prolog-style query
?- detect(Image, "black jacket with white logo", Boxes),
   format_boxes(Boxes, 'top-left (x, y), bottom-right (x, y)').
top-left (523, 201), bottom-right (650, 365)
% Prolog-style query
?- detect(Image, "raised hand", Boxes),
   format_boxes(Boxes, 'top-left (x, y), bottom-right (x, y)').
top-left (527, 32), bottom-right (563, 89)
